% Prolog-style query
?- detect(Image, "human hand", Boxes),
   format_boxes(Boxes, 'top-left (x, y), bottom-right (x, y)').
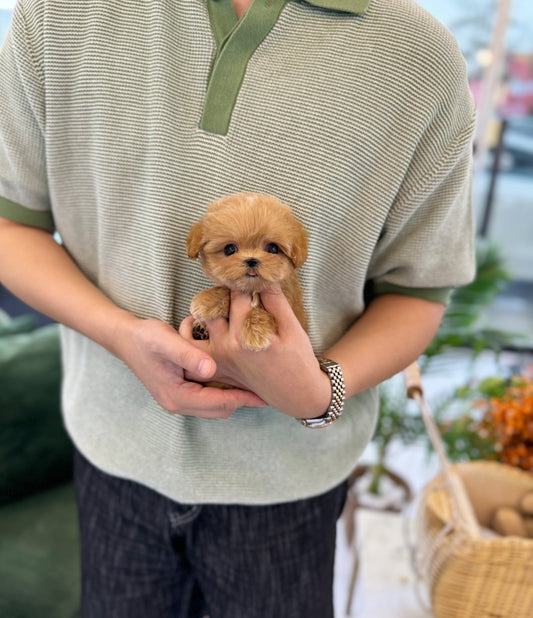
top-left (180, 288), bottom-right (332, 419)
top-left (113, 315), bottom-right (266, 418)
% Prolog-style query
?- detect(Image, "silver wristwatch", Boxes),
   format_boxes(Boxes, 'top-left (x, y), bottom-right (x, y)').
top-left (299, 357), bottom-right (346, 428)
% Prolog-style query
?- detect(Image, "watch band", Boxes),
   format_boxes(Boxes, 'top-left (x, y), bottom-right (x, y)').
top-left (299, 357), bottom-right (346, 428)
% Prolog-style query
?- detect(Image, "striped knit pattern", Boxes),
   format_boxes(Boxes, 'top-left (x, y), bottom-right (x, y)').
top-left (0, 0), bottom-right (475, 504)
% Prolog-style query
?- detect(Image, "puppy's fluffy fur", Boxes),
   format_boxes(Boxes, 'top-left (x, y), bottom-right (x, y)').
top-left (186, 192), bottom-right (308, 351)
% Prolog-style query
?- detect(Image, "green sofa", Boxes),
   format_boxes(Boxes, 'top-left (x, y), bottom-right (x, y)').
top-left (0, 312), bottom-right (80, 618)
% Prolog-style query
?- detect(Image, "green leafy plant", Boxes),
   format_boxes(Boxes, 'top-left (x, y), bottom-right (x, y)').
top-left (424, 240), bottom-right (518, 362)
top-left (432, 377), bottom-right (500, 463)
top-left (366, 383), bottom-right (424, 496)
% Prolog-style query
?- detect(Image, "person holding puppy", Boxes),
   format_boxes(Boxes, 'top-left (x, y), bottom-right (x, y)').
top-left (0, 0), bottom-right (475, 616)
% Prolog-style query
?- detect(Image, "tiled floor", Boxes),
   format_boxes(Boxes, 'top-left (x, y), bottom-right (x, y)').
top-left (333, 440), bottom-right (440, 617)
top-left (334, 507), bottom-right (432, 618)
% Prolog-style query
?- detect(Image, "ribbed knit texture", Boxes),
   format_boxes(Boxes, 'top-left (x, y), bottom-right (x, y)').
top-left (0, 0), bottom-right (475, 504)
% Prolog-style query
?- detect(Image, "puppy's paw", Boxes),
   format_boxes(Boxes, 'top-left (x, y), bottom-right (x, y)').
top-left (190, 287), bottom-right (230, 321)
top-left (240, 308), bottom-right (277, 351)
top-left (192, 320), bottom-right (209, 340)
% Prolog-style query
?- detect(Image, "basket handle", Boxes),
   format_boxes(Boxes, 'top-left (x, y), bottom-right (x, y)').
top-left (403, 362), bottom-right (450, 470)
top-left (404, 362), bottom-right (482, 538)
top-left (404, 361), bottom-right (423, 400)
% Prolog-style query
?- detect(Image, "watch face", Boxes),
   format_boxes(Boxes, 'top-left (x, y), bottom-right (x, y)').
top-left (317, 356), bottom-right (337, 370)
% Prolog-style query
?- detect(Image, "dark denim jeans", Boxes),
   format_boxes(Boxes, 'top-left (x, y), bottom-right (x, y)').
top-left (74, 450), bottom-right (347, 618)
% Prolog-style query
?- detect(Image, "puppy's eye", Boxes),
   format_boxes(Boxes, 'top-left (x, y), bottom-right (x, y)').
top-left (265, 243), bottom-right (279, 255)
top-left (224, 244), bottom-right (238, 256)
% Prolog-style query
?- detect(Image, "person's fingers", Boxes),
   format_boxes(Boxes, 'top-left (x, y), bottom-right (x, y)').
top-left (178, 315), bottom-right (195, 339)
top-left (176, 316), bottom-right (218, 378)
top-left (172, 381), bottom-right (267, 417)
top-left (164, 330), bottom-right (216, 380)
top-left (259, 287), bottom-right (300, 335)
top-left (201, 314), bottom-right (229, 341)
top-left (204, 386), bottom-right (267, 410)
top-left (227, 290), bottom-right (253, 338)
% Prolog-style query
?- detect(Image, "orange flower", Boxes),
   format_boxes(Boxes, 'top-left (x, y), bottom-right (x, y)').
top-left (476, 377), bottom-right (533, 471)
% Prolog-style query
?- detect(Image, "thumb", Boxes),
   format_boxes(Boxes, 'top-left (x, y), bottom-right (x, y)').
top-left (174, 337), bottom-right (216, 380)
top-left (177, 317), bottom-right (217, 379)
top-left (194, 355), bottom-right (217, 380)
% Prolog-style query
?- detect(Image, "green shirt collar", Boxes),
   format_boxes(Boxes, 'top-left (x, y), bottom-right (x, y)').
top-left (301, 0), bottom-right (370, 14)
top-left (202, 0), bottom-right (370, 135)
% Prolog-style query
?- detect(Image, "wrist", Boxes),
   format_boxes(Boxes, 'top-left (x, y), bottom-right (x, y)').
top-left (97, 306), bottom-right (140, 359)
top-left (308, 367), bottom-right (335, 419)
top-left (263, 358), bottom-right (332, 420)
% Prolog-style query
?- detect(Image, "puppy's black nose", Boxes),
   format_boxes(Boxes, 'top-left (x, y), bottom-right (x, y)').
top-left (245, 258), bottom-right (259, 268)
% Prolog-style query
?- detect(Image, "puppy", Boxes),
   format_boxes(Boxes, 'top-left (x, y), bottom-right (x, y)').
top-left (186, 192), bottom-right (308, 352)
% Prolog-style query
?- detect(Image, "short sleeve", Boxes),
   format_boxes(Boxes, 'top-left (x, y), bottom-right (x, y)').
top-left (0, 3), bottom-right (53, 231)
top-left (367, 55), bottom-right (476, 303)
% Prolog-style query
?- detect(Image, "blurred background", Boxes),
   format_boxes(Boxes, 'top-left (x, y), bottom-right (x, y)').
top-left (420, 0), bottom-right (533, 292)
top-left (1, 2), bottom-right (532, 617)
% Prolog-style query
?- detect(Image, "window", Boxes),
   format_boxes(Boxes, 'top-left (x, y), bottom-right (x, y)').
top-left (420, 0), bottom-right (533, 283)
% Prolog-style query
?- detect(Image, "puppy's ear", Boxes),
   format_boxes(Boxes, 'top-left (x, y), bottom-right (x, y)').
top-left (186, 220), bottom-right (204, 259)
top-left (289, 223), bottom-right (309, 269)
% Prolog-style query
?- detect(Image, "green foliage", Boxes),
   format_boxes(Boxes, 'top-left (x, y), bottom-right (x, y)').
top-left (432, 381), bottom-right (496, 463)
top-left (477, 375), bottom-right (507, 398)
top-left (368, 382), bottom-right (425, 494)
top-left (438, 414), bottom-right (496, 462)
top-left (425, 241), bottom-right (518, 360)
top-left (374, 384), bottom-right (424, 452)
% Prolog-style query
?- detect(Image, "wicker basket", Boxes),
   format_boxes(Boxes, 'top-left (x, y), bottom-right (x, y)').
top-left (414, 461), bottom-right (533, 618)
top-left (405, 364), bottom-right (533, 618)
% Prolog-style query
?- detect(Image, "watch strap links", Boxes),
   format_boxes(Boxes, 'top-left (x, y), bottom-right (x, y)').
top-left (299, 356), bottom-right (345, 428)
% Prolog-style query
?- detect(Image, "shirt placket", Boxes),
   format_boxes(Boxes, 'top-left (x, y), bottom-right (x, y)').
top-left (201, 0), bottom-right (288, 135)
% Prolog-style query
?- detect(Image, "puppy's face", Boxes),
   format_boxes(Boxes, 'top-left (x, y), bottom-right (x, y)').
top-left (186, 193), bottom-right (308, 293)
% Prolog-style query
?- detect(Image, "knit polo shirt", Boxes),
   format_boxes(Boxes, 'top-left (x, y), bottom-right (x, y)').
top-left (0, 0), bottom-right (475, 504)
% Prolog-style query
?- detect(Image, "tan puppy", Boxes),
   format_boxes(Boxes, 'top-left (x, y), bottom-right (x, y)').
top-left (186, 193), bottom-right (308, 351)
